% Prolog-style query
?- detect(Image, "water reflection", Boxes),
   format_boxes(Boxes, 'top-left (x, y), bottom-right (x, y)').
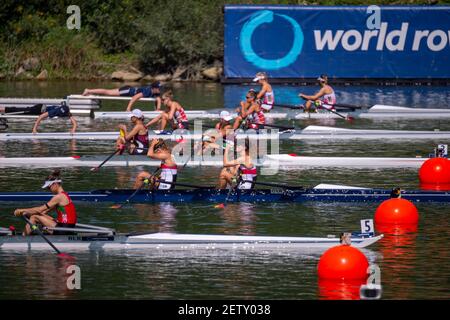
top-left (376, 223), bottom-right (418, 299)
top-left (217, 203), bottom-right (257, 235)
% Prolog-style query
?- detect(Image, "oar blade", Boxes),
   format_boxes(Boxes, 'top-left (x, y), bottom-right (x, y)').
top-left (57, 252), bottom-right (76, 260)
top-left (110, 204), bottom-right (123, 209)
top-left (214, 203), bottom-right (226, 209)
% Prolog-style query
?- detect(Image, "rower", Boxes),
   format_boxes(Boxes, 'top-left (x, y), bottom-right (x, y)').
top-left (0, 101), bottom-right (77, 134)
top-left (145, 90), bottom-right (189, 131)
top-left (13, 170), bottom-right (77, 236)
top-left (232, 90), bottom-right (265, 130)
top-left (299, 74), bottom-right (336, 112)
top-left (195, 134), bottom-right (221, 156)
top-left (253, 72), bottom-right (275, 112)
top-left (117, 108), bottom-right (149, 155)
top-left (218, 138), bottom-right (257, 190)
top-left (82, 81), bottom-right (162, 111)
top-left (134, 138), bottom-right (178, 190)
top-left (215, 110), bottom-right (233, 137)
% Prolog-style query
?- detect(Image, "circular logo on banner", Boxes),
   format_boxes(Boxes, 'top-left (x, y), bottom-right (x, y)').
top-left (239, 10), bottom-right (304, 70)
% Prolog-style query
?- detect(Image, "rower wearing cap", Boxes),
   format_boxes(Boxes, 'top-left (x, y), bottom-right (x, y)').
top-left (134, 138), bottom-right (178, 190)
top-left (145, 90), bottom-right (189, 131)
top-left (13, 170), bottom-right (77, 236)
top-left (253, 72), bottom-right (274, 112)
top-left (299, 74), bottom-right (336, 112)
top-left (82, 82), bottom-right (163, 111)
top-left (218, 139), bottom-right (257, 190)
top-left (117, 108), bottom-right (149, 155)
top-left (232, 90), bottom-right (265, 130)
top-left (195, 134), bottom-right (221, 156)
top-left (215, 111), bottom-right (233, 137)
top-left (1, 101), bottom-right (78, 134)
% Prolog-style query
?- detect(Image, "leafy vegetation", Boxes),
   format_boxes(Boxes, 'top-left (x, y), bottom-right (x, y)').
top-left (0, 0), bottom-right (448, 79)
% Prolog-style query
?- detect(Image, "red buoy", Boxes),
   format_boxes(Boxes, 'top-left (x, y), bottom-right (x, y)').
top-left (318, 245), bottom-right (369, 280)
top-left (419, 158), bottom-right (450, 185)
top-left (374, 198), bottom-right (419, 225)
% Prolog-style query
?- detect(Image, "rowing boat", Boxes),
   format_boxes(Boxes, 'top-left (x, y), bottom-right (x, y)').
top-left (0, 185), bottom-right (448, 203)
top-left (0, 223), bottom-right (383, 251)
top-left (2, 126), bottom-right (450, 140)
top-left (0, 154), bottom-right (429, 168)
top-left (91, 105), bottom-right (450, 120)
top-left (2, 102), bottom-right (450, 120)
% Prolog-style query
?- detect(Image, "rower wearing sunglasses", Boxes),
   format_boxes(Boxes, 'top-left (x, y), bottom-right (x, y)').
top-left (13, 170), bottom-right (77, 236)
top-left (232, 90), bottom-right (265, 130)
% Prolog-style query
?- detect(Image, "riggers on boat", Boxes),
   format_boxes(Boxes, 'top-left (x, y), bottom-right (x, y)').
top-left (0, 185), bottom-right (449, 203)
top-left (2, 126), bottom-right (450, 141)
top-left (0, 223), bottom-right (383, 251)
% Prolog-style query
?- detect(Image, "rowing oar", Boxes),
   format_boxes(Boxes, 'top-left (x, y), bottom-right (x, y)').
top-left (303, 99), bottom-right (355, 121)
top-left (90, 148), bottom-right (121, 172)
top-left (21, 214), bottom-right (74, 259)
top-left (91, 129), bottom-right (126, 172)
top-left (241, 180), bottom-right (304, 190)
top-left (110, 166), bottom-right (162, 209)
top-left (273, 103), bottom-right (304, 110)
top-left (249, 122), bottom-right (295, 131)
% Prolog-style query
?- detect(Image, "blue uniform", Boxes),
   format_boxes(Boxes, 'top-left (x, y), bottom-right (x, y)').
top-left (119, 86), bottom-right (159, 98)
top-left (46, 104), bottom-right (71, 118)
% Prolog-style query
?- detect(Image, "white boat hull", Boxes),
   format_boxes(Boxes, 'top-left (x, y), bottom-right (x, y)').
top-left (1, 126), bottom-right (450, 141)
top-left (0, 233), bottom-right (383, 251)
top-left (0, 154), bottom-right (428, 168)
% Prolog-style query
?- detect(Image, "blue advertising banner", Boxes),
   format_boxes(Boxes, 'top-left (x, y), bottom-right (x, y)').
top-left (224, 5), bottom-right (450, 79)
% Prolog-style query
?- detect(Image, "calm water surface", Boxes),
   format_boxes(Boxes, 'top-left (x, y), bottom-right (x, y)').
top-left (0, 82), bottom-right (449, 299)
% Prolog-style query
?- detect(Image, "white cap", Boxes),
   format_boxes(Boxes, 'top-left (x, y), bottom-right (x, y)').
top-left (253, 72), bottom-right (267, 82)
top-left (219, 110), bottom-right (233, 121)
top-left (41, 179), bottom-right (62, 189)
top-left (129, 109), bottom-right (144, 119)
top-left (202, 135), bottom-right (212, 142)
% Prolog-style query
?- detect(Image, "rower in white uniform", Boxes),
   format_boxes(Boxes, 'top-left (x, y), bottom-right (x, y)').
top-left (299, 74), bottom-right (336, 112)
top-left (218, 139), bottom-right (257, 190)
top-left (253, 72), bottom-right (275, 112)
top-left (134, 139), bottom-right (178, 190)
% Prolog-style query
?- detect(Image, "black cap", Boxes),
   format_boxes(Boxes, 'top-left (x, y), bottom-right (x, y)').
top-left (151, 81), bottom-right (161, 89)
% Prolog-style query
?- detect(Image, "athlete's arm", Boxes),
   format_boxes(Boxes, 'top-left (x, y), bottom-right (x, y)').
top-left (167, 102), bottom-right (179, 121)
top-left (154, 97), bottom-right (162, 111)
top-left (14, 194), bottom-right (61, 216)
top-left (32, 112), bottom-right (49, 134)
top-left (300, 88), bottom-right (326, 101)
top-left (126, 92), bottom-right (144, 112)
top-left (69, 116), bottom-right (77, 134)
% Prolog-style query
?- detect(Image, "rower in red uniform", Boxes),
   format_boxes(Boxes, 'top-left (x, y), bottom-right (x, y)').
top-left (117, 108), bottom-right (149, 155)
top-left (13, 170), bottom-right (77, 236)
top-left (232, 90), bottom-right (265, 130)
top-left (145, 90), bottom-right (189, 131)
top-left (134, 139), bottom-right (178, 190)
top-left (218, 139), bottom-right (257, 190)
top-left (299, 74), bottom-right (336, 112)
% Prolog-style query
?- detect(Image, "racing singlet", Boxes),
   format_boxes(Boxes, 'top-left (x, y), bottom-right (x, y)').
top-left (55, 192), bottom-right (77, 225)
top-left (260, 90), bottom-right (275, 111)
top-left (237, 164), bottom-right (257, 190)
top-left (132, 132), bottom-right (149, 155)
top-left (174, 107), bottom-right (189, 129)
top-left (159, 164), bottom-right (178, 190)
top-left (320, 87), bottom-right (336, 110)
